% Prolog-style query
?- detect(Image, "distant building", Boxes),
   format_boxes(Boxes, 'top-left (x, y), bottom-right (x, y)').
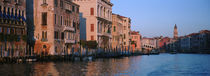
top-left (131, 31), bottom-right (142, 52)
top-left (73, 0), bottom-right (113, 49)
top-left (142, 37), bottom-right (159, 53)
top-left (27, 0), bottom-right (80, 55)
top-left (158, 37), bottom-right (171, 52)
top-left (112, 13), bottom-right (123, 49)
top-left (183, 30), bottom-right (210, 53)
top-left (0, 0), bottom-right (27, 57)
top-left (174, 24), bottom-right (178, 39)
top-left (180, 36), bottom-right (191, 52)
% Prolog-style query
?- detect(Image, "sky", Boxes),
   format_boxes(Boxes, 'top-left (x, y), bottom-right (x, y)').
top-left (111, 0), bottom-right (210, 38)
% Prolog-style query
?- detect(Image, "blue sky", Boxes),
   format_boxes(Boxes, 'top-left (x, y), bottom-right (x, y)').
top-left (111, 0), bottom-right (210, 37)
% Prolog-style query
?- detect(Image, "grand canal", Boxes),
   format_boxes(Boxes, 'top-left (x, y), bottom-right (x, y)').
top-left (0, 54), bottom-right (210, 76)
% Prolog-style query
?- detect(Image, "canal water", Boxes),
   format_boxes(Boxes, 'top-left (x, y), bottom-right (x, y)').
top-left (0, 54), bottom-right (210, 76)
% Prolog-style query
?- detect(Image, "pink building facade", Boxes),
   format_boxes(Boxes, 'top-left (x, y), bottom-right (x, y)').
top-left (131, 31), bottom-right (141, 52)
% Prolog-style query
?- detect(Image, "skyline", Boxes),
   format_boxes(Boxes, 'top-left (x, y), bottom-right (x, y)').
top-left (111, 0), bottom-right (210, 38)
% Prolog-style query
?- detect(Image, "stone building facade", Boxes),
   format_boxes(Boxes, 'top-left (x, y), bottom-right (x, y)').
top-left (28, 0), bottom-right (80, 55)
top-left (121, 16), bottom-right (131, 50)
top-left (131, 31), bottom-right (142, 52)
top-left (111, 13), bottom-right (123, 49)
top-left (0, 0), bottom-right (27, 57)
top-left (73, 0), bottom-right (113, 49)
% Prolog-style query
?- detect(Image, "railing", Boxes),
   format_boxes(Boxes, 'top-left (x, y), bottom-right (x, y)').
top-left (102, 32), bottom-right (112, 38)
top-left (64, 39), bottom-right (75, 44)
top-left (0, 19), bottom-right (26, 26)
top-left (63, 26), bottom-right (75, 32)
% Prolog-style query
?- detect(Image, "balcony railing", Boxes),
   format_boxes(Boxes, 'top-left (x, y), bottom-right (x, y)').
top-left (64, 39), bottom-right (75, 44)
top-left (3, 0), bottom-right (11, 3)
top-left (63, 26), bottom-right (75, 32)
top-left (102, 32), bottom-right (112, 38)
top-left (0, 19), bottom-right (26, 27)
top-left (41, 38), bottom-right (48, 42)
top-left (41, 3), bottom-right (48, 7)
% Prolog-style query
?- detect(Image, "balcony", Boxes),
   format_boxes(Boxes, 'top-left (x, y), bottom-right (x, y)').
top-left (3, 0), bottom-right (10, 3)
top-left (64, 39), bottom-right (75, 44)
top-left (65, 8), bottom-right (72, 13)
top-left (15, 1), bottom-right (22, 6)
top-left (63, 26), bottom-right (75, 32)
top-left (41, 38), bottom-right (48, 42)
top-left (41, 3), bottom-right (48, 7)
top-left (102, 32), bottom-right (112, 38)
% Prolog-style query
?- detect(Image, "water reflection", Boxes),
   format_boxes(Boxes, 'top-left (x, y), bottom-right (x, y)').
top-left (0, 54), bottom-right (210, 76)
top-left (33, 62), bottom-right (59, 76)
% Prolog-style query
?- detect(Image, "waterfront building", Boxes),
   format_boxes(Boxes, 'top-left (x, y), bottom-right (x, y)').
top-left (157, 37), bottom-right (170, 52)
top-left (180, 36), bottom-right (191, 52)
top-left (111, 13), bottom-right (123, 50)
top-left (0, 0), bottom-right (27, 57)
top-left (131, 31), bottom-right (142, 52)
top-left (27, 0), bottom-right (80, 55)
top-left (73, 0), bottom-right (113, 49)
top-left (198, 30), bottom-right (210, 52)
top-left (186, 30), bottom-right (210, 52)
top-left (121, 16), bottom-right (131, 50)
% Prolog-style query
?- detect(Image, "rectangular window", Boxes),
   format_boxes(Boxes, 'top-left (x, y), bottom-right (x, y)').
top-left (7, 28), bottom-right (10, 34)
top-left (54, 31), bottom-right (56, 39)
top-left (72, 6), bottom-right (75, 12)
top-left (42, 31), bottom-right (45, 39)
top-left (90, 8), bottom-right (94, 15)
top-left (54, 31), bottom-right (58, 39)
top-left (91, 35), bottom-right (94, 40)
top-left (42, 12), bottom-right (47, 25)
top-left (45, 32), bottom-right (47, 39)
top-left (91, 24), bottom-right (94, 32)
top-left (3, 28), bottom-right (6, 34)
top-left (54, 14), bottom-right (56, 24)
top-left (77, 7), bottom-right (79, 13)
top-left (68, 32), bottom-right (70, 40)
top-left (113, 26), bottom-right (116, 32)
top-left (10, 28), bottom-right (14, 34)
top-left (60, 0), bottom-right (63, 8)
top-left (61, 32), bottom-right (64, 40)
top-left (43, 0), bottom-right (46, 4)
top-left (0, 27), bottom-right (2, 33)
top-left (54, 0), bottom-right (58, 7)
top-left (42, 31), bottom-right (47, 41)
top-left (61, 16), bottom-right (63, 25)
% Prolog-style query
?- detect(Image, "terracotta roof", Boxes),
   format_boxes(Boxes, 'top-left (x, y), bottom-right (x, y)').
top-left (131, 31), bottom-right (140, 35)
top-left (199, 30), bottom-right (210, 34)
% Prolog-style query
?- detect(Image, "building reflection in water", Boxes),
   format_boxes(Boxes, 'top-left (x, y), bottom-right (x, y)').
top-left (0, 63), bottom-right (32, 76)
top-left (0, 56), bottom-right (142, 76)
top-left (33, 62), bottom-right (59, 76)
top-left (85, 57), bottom-right (141, 76)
